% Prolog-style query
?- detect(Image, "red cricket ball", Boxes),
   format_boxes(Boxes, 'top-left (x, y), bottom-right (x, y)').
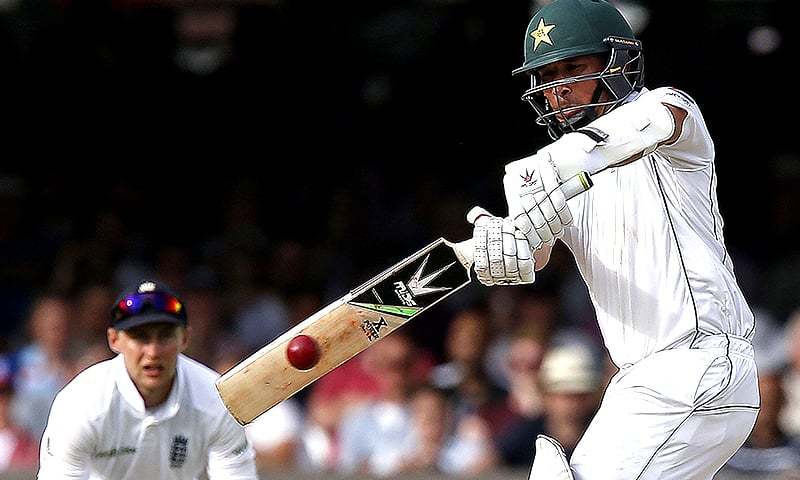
top-left (286, 334), bottom-right (321, 370)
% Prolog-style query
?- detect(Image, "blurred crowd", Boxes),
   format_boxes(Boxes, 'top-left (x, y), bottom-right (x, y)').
top-left (0, 262), bottom-right (611, 477)
top-left (0, 176), bottom-right (799, 477)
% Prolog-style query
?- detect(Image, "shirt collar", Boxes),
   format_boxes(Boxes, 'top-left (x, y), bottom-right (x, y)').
top-left (113, 354), bottom-right (184, 421)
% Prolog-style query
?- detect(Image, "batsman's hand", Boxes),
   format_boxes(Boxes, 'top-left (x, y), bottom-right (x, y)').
top-left (467, 206), bottom-right (535, 286)
top-left (503, 152), bottom-right (573, 249)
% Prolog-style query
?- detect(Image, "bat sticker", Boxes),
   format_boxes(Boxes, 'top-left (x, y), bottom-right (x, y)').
top-left (361, 317), bottom-right (388, 341)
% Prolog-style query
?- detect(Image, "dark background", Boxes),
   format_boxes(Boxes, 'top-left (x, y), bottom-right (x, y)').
top-left (1, 0), bottom-right (798, 339)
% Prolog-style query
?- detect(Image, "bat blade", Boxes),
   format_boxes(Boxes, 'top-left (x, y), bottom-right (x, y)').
top-left (215, 238), bottom-right (472, 425)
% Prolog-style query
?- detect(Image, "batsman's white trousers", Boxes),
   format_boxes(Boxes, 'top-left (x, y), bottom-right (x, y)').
top-left (570, 333), bottom-right (759, 479)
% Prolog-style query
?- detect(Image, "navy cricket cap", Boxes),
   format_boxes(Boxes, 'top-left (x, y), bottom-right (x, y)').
top-left (110, 280), bottom-right (188, 331)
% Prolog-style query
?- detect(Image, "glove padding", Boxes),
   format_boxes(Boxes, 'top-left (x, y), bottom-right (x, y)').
top-left (503, 152), bottom-right (573, 249)
top-left (467, 206), bottom-right (535, 286)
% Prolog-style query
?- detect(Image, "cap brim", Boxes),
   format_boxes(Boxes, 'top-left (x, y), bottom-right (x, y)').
top-left (112, 313), bottom-right (186, 331)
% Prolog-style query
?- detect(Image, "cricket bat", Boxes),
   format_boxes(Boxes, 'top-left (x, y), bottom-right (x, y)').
top-left (215, 172), bottom-right (593, 425)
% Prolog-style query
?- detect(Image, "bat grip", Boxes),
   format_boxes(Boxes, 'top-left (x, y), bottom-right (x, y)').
top-left (451, 172), bottom-right (593, 268)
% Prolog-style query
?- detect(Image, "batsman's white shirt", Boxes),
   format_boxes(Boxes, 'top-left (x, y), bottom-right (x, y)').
top-left (38, 354), bottom-right (257, 480)
top-left (563, 87), bottom-right (755, 368)
top-left (557, 87), bottom-right (760, 480)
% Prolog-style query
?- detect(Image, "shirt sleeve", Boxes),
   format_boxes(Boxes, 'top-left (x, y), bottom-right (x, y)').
top-left (206, 413), bottom-right (258, 479)
top-left (648, 87), bottom-right (715, 170)
top-left (37, 392), bottom-right (93, 480)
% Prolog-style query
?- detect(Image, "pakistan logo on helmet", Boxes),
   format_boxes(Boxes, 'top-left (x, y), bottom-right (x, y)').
top-left (530, 18), bottom-right (556, 52)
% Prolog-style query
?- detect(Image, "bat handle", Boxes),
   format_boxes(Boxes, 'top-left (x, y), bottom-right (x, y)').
top-left (451, 238), bottom-right (475, 271)
top-left (450, 172), bottom-right (593, 270)
top-left (560, 171), bottom-right (594, 200)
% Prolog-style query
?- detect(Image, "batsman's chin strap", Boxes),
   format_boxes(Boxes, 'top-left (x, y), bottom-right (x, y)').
top-left (582, 81), bottom-right (606, 123)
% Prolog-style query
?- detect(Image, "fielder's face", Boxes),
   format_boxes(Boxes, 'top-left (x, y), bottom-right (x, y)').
top-left (537, 54), bottom-right (609, 123)
top-left (108, 322), bottom-right (189, 406)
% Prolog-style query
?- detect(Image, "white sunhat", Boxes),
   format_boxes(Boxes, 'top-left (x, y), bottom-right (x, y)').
top-left (540, 344), bottom-right (601, 394)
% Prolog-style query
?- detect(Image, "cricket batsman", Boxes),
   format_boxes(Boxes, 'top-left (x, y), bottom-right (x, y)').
top-left (468, 0), bottom-right (760, 478)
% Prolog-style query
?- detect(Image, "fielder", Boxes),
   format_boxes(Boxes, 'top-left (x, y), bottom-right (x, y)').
top-left (38, 280), bottom-right (257, 479)
top-left (468, 0), bottom-right (760, 478)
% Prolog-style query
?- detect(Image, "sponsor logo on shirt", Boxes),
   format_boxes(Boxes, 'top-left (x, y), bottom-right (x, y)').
top-left (665, 89), bottom-right (694, 107)
top-left (94, 446), bottom-right (137, 458)
top-left (169, 435), bottom-right (188, 469)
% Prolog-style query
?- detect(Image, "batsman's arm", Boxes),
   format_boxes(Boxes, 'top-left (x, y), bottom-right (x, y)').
top-left (538, 93), bottom-right (689, 180)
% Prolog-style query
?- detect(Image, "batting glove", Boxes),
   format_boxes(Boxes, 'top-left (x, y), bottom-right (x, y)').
top-left (503, 152), bottom-right (573, 249)
top-left (467, 206), bottom-right (535, 286)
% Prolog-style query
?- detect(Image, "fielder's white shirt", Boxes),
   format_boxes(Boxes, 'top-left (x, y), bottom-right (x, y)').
top-left (38, 354), bottom-right (257, 480)
top-left (562, 87), bottom-right (754, 367)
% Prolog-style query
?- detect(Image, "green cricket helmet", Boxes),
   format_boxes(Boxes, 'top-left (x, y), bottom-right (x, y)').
top-left (514, 0), bottom-right (644, 139)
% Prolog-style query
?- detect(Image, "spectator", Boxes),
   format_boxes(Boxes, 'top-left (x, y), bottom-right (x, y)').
top-left (11, 293), bottom-right (73, 441)
top-left (303, 352), bottom-right (384, 456)
top-left (72, 283), bottom-right (116, 352)
top-left (230, 273), bottom-right (290, 352)
top-left (399, 384), bottom-right (496, 475)
top-left (431, 307), bottom-right (492, 390)
top-left (298, 350), bottom-right (385, 473)
top-left (296, 388), bottom-right (341, 472)
top-left (0, 357), bottom-right (37, 472)
top-left (484, 288), bottom-right (558, 392)
top-left (537, 342), bottom-right (602, 459)
top-left (335, 332), bottom-right (420, 476)
top-left (724, 371), bottom-right (800, 477)
top-left (400, 385), bottom-right (452, 473)
top-left (431, 307), bottom-right (501, 421)
top-left (782, 309), bottom-right (800, 436)
top-left (182, 279), bottom-right (224, 367)
top-left (489, 329), bottom-right (548, 466)
top-left (300, 330), bottom-right (433, 472)
top-left (483, 288), bottom-right (523, 391)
